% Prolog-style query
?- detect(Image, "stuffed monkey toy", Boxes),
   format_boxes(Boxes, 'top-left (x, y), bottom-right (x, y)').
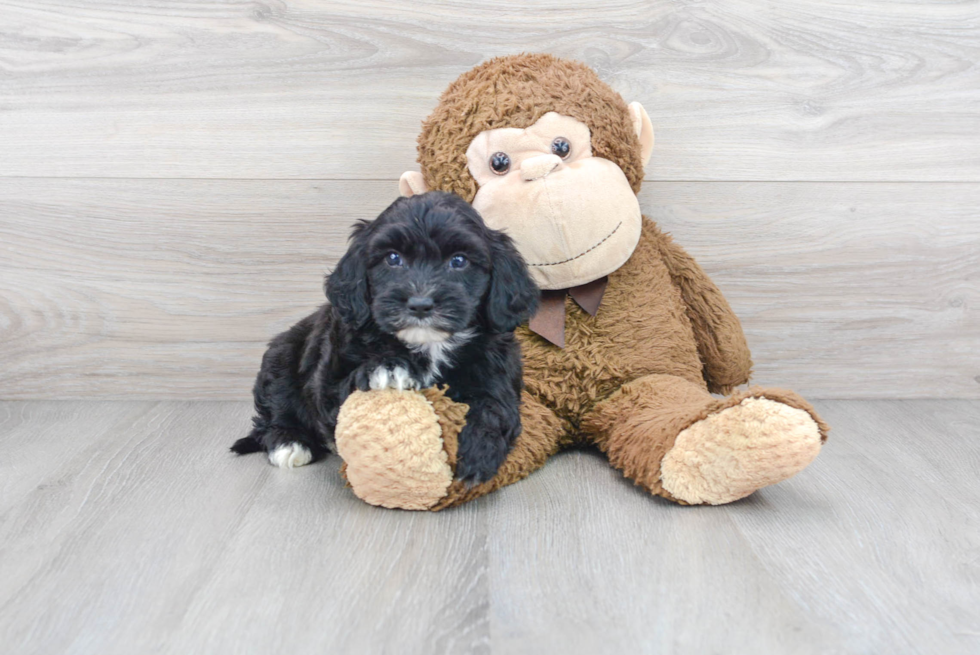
top-left (334, 53), bottom-right (829, 510)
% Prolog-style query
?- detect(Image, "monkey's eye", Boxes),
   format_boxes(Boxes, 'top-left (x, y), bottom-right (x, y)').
top-left (448, 254), bottom-right (468, 270)
top-left (385, 251), bottom-right (403, 267)
top-left (551, 137), bottom-right (571, 159)
top-left (490, 152), bottom-right (511, 175)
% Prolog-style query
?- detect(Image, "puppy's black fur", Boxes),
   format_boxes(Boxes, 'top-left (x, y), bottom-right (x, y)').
top-left (231, 191), bottom-right (539, 484)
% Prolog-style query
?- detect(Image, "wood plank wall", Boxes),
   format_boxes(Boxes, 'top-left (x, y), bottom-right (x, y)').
top-left (1, 0), bottom-right (978, 399)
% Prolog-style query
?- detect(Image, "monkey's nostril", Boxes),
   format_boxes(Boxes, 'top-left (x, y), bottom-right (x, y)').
top-left (407, 296), bottom-right (435, 315)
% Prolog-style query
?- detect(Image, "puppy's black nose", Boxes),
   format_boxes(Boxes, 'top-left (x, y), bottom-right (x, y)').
top-left (407, 296), bottom-right (435, 316)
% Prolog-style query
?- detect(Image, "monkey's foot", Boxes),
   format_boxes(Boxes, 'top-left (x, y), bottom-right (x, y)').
top-left (659, 397), bottom-right (822, 505)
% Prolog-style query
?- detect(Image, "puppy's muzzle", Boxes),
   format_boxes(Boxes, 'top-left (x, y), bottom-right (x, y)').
top-left (407, 295), bottom-right (435, 318)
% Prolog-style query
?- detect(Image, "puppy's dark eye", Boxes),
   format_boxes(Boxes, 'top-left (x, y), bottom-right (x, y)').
top-left (448, 254), bottom-right (468, 270)
top-left (385, 251), bottom-right (403, 267)
top-left (551, 137), bottom-right (571, 159)
top-left (490, 152), bottom-right (511, 175)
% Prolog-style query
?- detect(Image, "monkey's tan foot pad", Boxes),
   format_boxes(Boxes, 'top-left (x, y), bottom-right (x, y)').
top-left (660, 397), bottom-right (822, 505)
top-left (335, 389), bottom-right (454, 510)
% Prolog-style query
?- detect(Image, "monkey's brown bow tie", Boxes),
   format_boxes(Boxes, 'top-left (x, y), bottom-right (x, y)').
top-left (527, 276), bottom-right (608, 348)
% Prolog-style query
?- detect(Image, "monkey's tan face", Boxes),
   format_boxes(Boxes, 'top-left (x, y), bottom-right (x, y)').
top-left (465, 112), bottom-right (642, 290)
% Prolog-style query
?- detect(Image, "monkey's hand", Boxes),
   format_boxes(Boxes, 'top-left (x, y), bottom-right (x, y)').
top-left (335, 387), bottom-right (469, 510)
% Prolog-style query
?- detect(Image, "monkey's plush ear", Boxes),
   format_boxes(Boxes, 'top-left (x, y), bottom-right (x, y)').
top-left (628, 102), bottom-right (655, 169)
top-left (484, 231), bottom-right (540, 334)
top-left (325, 226), bottom-right (372, 328)
top-left (398, 171), bottom-right (429, 197)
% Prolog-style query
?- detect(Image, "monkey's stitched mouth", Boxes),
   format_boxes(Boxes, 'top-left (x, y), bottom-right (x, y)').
top-left (527, 222), bottom-right (622, 268)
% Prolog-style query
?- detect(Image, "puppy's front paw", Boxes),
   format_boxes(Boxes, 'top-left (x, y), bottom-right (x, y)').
top-left (268, 442), bottom-right (313, 469)
top-left (365, 363), bottom-right (419, 391)
top-left (454, 437), bottom-right (508, 487)
top-left (454, 457), bottom-right (502, 487)
top-left (454, 412), bottom-right (515, 487)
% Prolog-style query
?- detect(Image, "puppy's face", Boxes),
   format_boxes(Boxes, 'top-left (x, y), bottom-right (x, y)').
top-left (367, 203), bottom-right (492, 344)
top-left (327, 192), bottom-right (539, 344)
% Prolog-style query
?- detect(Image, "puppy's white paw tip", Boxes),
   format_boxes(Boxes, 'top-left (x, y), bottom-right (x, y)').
top-left (368, 365), bottom-right (417, 391)
top-left (368, 366), bottom-right (390, 391)
top-left (269, 443), bottom-right (313, 469)
top-left (390, 365), bottom-right (416, 391)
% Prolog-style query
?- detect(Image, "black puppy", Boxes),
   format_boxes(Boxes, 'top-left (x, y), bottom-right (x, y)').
top-left (231, 191), bottom-right (539, 484)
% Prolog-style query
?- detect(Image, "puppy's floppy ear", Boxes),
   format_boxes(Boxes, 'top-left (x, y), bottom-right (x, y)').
top-left (484, 229), bottom-right (540, 333)
top-left (326, 221), bottom-right (372, 328)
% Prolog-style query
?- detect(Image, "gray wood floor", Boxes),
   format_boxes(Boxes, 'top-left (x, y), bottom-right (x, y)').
top-left (1, 400), bottom-right (978, 655)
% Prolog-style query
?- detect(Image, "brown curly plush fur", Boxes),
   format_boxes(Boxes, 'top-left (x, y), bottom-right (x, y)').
top-left (429, 219), bottom-right (828, 509)
top-left (417, 53), bottom-right (645, 203)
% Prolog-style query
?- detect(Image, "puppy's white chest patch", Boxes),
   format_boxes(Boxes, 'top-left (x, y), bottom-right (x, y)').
top-left (397, 325), bottom-right (450, 346)
top-left (413, 329), bottom-right (474, 386)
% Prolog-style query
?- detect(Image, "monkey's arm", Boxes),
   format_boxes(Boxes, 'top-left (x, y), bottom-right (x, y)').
top-left (652, 226), bottom-right (753, 394)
